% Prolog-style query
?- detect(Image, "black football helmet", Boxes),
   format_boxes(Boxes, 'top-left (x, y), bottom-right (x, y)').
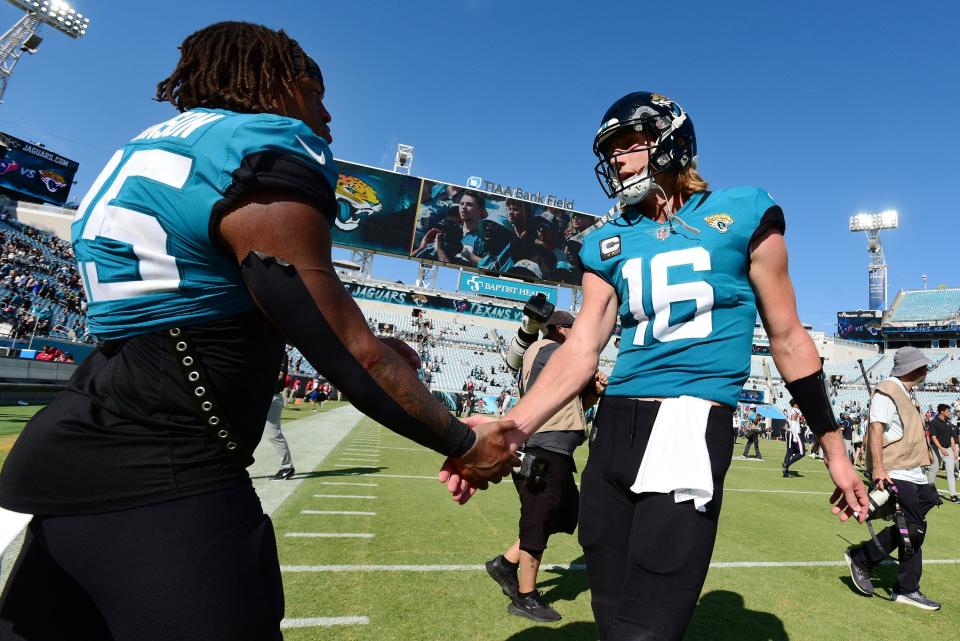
top-left (592, 92), bottom-right (697, 205)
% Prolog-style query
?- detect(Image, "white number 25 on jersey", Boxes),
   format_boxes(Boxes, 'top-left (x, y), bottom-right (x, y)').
top-left (621, 247), bottom-right (714, 345)
top-left (73, 149), bottom-right (192, 303)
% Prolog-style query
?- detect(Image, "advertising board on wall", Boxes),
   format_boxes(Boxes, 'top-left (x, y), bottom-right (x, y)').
top-left (457, 272), bottom-right (557, 305)
top-left (0, 133), bottom-right (78, 206)
top-left (837, 310), bottom-right (884, 343)
top-left (343, 281), bottom-right (524, 323)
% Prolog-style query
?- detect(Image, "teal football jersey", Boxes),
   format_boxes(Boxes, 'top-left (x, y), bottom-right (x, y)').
top-left (580, 187), bottom-right (784, 407)
top-left (72, 109), bottom-right (338, 340)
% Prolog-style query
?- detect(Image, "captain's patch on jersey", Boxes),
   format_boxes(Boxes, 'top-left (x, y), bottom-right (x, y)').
top-left (704, 213), bottom-right (734, 233)
top-left (599, 235), bottom-right (621, 260)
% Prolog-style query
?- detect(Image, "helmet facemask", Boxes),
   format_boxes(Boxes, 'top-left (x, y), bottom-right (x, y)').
top-left (592, 98), bottom-right (694, 207)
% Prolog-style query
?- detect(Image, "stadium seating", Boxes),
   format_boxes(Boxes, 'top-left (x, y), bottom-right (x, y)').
top-left (888, 289), bottom-right (960, 322)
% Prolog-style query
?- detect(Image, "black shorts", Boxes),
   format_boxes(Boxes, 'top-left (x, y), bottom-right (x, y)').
top-left (0, 485), bottom-right (283, 641)
top-left (512, 446), bottom-right (579, 554)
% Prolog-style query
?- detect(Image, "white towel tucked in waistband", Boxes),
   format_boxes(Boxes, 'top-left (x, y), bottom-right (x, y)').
top-left (0, 507), bottom-right (32, 555)
top-left (630, 395), bottom-right (713, 512)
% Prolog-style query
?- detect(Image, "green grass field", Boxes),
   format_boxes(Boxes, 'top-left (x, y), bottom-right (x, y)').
top-left (2, 407), bottom-right (958, 639)
top-left (272, 418), bottom-right (960, 641)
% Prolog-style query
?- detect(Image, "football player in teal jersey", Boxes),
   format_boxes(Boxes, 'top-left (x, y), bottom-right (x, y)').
top-left (441, 92), bottom-right (869, 640)
top-left (0, 22), bottom-right (519, 641)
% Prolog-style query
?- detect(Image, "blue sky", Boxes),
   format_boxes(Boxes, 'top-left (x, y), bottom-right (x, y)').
top-left (2, 0), bottom-right (957, 332)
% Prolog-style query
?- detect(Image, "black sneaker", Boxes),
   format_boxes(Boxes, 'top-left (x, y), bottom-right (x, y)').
top-left (844, 548), bottom-right (874, 596)
top-left (892, 590), bottom-right (941, 610)
top-left (508, 590), bottom-right (561, 623)
top-left (950, 495), bottom-right (960, 504)
top-left (485, 555), bottom-right (519, 599)
top-left (271, 467), bottom-right (295, 480)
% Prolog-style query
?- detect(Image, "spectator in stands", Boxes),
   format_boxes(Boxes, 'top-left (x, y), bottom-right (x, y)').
top-left (927, 404), bottom-right (958, 502)
top-left (0, 23), bottom-right (519, 639)
top-left (505, 198), bottom-right (536, 244)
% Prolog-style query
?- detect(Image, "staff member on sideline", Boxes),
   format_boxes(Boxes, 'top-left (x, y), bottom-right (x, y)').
top-left (485, 311), bottom-right (606, 623)
top-left (927, 403), bottom-right (958, 503)
top-left (845, 347), bottom-right (942, 609)
top-left (443, 91), bottom-right (867, 640)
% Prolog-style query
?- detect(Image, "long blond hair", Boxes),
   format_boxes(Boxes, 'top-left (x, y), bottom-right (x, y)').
top-left (671, 166), bottom-right (709, 199)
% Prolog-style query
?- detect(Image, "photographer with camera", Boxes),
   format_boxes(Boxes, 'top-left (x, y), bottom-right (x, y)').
top-left (845, 347), bottom-right (941, 610)
top-left (486, 306), bottom-right (606, 623)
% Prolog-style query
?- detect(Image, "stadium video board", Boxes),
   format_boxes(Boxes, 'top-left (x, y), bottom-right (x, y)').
top-left (328, 160), bottom-right (600, 288)
top-left (0, 133), bottom-right (78, 206)
top-left (410, 181), bottom-right (597, 287)
top-left (331, 160), bottom-right (422, 256)
top-left (837, 311), bottom-right (883, 343)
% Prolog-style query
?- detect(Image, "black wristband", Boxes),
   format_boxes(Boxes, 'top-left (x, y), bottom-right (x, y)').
top-left (785, 369), bottom-right (839, 436)
top-left (445, 416), bottom-right (477, 457)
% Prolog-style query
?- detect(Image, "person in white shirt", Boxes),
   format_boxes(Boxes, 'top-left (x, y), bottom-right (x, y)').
top-left (844, 347), bottom-right (941, 611)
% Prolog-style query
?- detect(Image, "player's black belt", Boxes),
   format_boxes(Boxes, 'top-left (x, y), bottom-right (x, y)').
top-left (165, 327), bottom-right (254, 467)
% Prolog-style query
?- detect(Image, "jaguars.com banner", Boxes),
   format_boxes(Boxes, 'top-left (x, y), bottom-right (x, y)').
top-left (0, 133), bottom-right (78, 206)
top-left (330, 160), bottom-right (421, 256)
top-left (458, 272), bottom-right (557, 305)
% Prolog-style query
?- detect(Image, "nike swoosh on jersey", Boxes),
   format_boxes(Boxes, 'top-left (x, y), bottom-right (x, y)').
top-left (296, 135), bottom-right (326, 165)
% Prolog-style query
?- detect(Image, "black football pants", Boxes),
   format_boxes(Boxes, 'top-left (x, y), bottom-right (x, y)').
top-left (0, 485), bottom-right (284, 641)
top-left (856, 479), bottom-right (940, 594)
top-left (579, 397), bottom-right (735, 641)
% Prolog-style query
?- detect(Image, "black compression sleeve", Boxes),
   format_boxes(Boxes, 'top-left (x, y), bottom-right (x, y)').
top-left (240, 252), bottom-right (475, 457)
top-left (785, 369), bottom-right (839, 436)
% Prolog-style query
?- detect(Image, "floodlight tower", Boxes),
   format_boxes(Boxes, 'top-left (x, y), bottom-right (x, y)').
top-left (0, 1), bottom-right (89, 103)
top-left (848, 209), bottom-right (898, 310)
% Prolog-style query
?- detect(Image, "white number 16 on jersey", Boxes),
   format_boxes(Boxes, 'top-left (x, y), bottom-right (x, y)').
top-left (622, 247), bottom-right (714, 345)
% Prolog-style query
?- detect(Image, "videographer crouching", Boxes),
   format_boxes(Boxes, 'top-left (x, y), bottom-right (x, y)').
top-left (486, 310), bottom-right (606, 622)
top-left (844, 347), bottom-right (941, 610)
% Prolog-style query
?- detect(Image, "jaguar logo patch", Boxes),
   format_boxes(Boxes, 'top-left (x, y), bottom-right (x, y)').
top-left (704, 213), bottom-right (734, 233)
top-left (600, 235), bottom-right (621, 260)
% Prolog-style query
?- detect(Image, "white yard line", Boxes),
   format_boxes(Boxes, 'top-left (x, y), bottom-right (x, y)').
top-left (281, 559), bottom-right (960, 572)
top-left (281, 617), bottom-right (368, 629)
top-left (301, 510), bottom-right (376, 516)
top-left (284, 532), bottom-right (374, 538)
top-left (320, 482), bottom-right (379, 487)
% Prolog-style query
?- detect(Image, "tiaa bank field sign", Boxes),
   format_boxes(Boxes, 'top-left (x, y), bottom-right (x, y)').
top-left (458, 272), bottom-right (557, 305)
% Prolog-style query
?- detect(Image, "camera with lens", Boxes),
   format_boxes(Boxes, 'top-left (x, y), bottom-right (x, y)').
top-left (513, 450), bottom-right (549, 486)
top-left (505, 293), bottom-right (556, 371)
top-left (434, 211), bottom-right (464, 255)
top-left (854, 484), bottom-right (895, 521)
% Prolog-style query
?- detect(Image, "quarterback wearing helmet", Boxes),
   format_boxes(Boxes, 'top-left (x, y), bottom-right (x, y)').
top-left (442, 91), bottom-right (869, 640)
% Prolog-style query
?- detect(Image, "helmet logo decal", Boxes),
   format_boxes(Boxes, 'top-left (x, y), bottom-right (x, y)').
top-left (704, 214), bottom-right (734, 233)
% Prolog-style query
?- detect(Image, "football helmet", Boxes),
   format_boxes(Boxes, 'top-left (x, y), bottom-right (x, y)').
top-left (592, 92), bottom-right (697, 205)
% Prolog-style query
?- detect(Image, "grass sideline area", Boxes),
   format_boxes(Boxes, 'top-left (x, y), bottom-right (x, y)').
top-left (0, 400), bottom-right (348, 468)
top-left (273, 418), bottom-right (960, 641)
top-left (2, 407), bottom-right (958, 638)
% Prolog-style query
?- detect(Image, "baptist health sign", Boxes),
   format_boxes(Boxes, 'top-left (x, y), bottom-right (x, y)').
top-left (459, 273), bottom-right (557, 305)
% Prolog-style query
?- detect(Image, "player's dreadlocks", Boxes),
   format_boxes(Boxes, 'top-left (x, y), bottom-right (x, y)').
top-left (155, 21), bottom-right (316, 114)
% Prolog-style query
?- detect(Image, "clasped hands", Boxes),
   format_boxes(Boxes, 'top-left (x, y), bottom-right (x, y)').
top-left (438, 415), bottom-right (525, 505)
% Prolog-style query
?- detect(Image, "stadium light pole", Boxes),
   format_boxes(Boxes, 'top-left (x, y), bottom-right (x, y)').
top-left (849, 209), bottom-right (898, 311)
top-left (0, 1), bottom-right (89, 103)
